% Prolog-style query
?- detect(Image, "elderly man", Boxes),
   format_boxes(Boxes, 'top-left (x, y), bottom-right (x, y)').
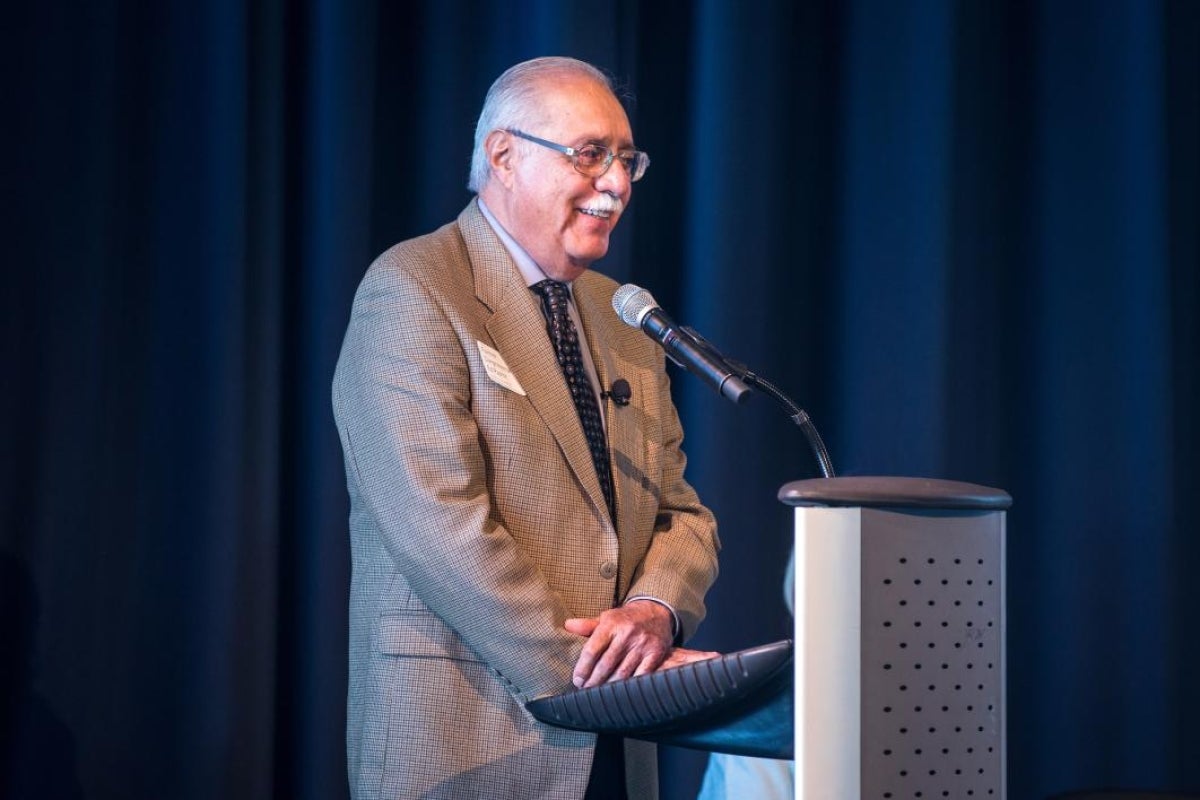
top-left (332, 56), bottom-right (720, 799)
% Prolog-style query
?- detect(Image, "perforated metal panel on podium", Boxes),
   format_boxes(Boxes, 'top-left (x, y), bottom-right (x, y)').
top-left (780, 477), bottom-right (1011, 800)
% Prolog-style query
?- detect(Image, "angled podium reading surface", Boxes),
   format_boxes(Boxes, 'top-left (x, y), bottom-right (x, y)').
top-left (527, 637), bottom-right (794, 759)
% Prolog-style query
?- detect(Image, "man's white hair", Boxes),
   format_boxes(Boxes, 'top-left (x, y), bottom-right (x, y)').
top-left (467, 57), bottom-right (614, 194)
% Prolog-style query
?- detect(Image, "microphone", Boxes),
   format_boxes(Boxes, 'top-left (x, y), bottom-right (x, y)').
top-left (612, 284), bottom-right (751, 404)
top-left (602, 378), bottom-right (633, 407)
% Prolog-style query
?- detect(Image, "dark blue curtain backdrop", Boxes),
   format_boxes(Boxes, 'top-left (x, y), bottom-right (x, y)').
top-left (3, 1), bottom-right (1197, 798)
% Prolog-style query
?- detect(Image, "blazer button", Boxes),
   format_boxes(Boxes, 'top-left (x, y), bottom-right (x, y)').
top-left (599, 561), bottom-right (617, 580)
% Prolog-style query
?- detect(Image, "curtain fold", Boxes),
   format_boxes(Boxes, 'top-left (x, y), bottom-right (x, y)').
top-left (3, 2), bottom-right (1198, 798)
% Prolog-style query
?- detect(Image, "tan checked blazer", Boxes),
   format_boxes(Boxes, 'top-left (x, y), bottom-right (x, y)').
top-left (332, 200), bottom-right (720, 800)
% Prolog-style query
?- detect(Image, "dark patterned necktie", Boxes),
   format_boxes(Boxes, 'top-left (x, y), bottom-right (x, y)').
top-left (531, 280), bottom-right (616, 520)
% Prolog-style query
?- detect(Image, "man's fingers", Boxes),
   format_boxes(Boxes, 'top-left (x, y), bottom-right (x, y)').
top-left (564, 617), bottom-right (598, 636)
top-left (606, 648), bottom-right (646, 684)
top-left (572, 628), bottom-right (614, 687)
top-left (596, 633), bottom-right (670, 686)
top-left (569, 604), bottom-right (675, 687)
top-left (631, 649), bottom-right (665, 679)
top-left (580, 630), bottom-right (630, 687)
top-left (658, 647), bottom-right (720, 671)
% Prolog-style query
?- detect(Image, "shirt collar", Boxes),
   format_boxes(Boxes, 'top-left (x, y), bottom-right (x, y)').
top-left (477, 198), bottom-right (560, 289)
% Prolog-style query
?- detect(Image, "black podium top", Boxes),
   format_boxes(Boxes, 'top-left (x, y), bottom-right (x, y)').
top-left (779, 476), bottom-right (1012, 510)
top-left (526, 639), bottom-right (794, 759)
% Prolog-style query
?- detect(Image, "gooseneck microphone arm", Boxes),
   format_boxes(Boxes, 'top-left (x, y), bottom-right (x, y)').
top-left (751, 374), bottom-right (836, 479)
top-left (611, 282), bottom-right (835, 479)
top-left (682, 326), bottom-right (836, 479)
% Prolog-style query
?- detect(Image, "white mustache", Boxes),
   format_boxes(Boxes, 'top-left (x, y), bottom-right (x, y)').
top-left (581, 194), bottom-right (624, 215)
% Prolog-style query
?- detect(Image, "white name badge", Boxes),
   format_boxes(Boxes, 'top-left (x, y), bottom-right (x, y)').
top-left (476, 341), bottom-right (526, 396)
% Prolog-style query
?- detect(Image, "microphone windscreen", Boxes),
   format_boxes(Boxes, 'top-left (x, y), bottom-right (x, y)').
top-left (612, 284), bottom-right (657, 328)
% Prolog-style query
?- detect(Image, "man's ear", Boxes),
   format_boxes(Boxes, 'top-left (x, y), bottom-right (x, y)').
top-left (484, 130), bottom-right (516, 189)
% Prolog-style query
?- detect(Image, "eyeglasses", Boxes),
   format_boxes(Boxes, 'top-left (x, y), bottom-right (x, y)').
top-left (506, 129), bottom-right (650, 182)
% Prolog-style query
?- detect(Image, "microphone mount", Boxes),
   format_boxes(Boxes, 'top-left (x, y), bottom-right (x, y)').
top-left (613, 283), bottom-right (835, 478)
top-left (603, 379), bottom-right (632, 407)
top-left (682, 327), bottom-right (836, 480)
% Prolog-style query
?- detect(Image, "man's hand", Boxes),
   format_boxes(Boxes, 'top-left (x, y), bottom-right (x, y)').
top-left (657, 646), bottom-right (720, 671)
top-left (564, 600), bottom-right (673, 688)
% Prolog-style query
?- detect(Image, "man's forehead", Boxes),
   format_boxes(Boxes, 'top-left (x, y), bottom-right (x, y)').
top-left (534, 80), bottom-right (633, 143)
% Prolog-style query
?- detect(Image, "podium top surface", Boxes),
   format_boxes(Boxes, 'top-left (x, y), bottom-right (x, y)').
top-left (779, 476), bottom-right (1012, 510)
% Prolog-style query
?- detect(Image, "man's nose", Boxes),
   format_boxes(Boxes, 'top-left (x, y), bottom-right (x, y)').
top-left (594, 158), bottom-right (632, 197)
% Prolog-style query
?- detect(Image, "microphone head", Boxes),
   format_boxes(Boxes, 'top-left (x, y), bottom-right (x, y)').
top-left (612, 283), bottom-right (658, 328)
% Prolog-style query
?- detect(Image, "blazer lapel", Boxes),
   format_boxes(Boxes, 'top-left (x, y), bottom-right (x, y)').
top-left (574, 274), bottom-right (640, 548)
top-left (458, 203), bottom-right (614, 529)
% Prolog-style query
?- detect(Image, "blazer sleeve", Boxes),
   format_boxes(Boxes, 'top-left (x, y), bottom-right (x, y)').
top-left (333, 256), bottom-right (584, 703)
top-left (623, 351), bottom-right (721, 644)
